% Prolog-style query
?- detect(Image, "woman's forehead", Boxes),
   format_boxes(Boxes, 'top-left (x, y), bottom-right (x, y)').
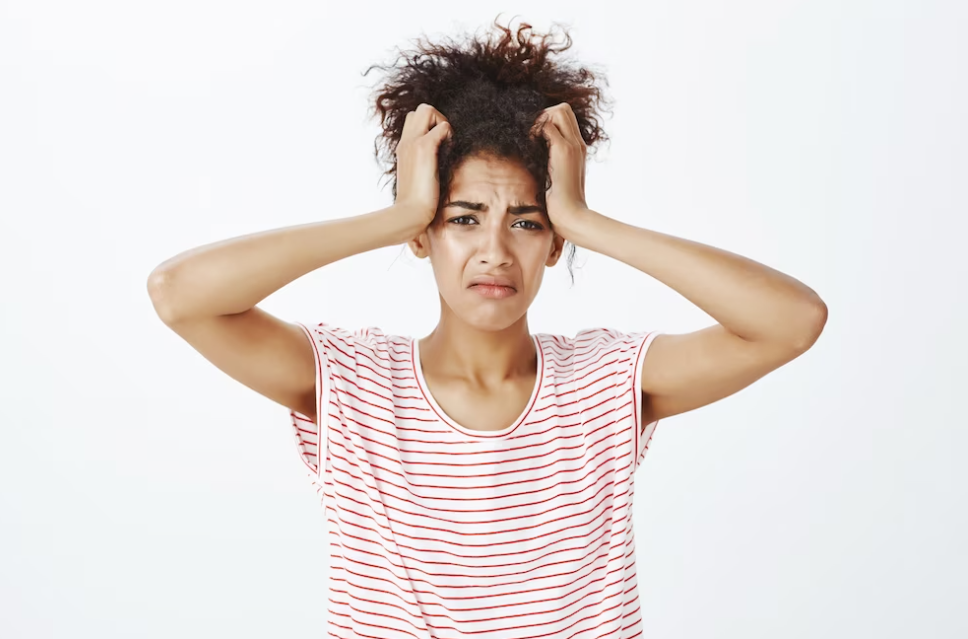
top-left (449, 155), bottom-right (537, 193)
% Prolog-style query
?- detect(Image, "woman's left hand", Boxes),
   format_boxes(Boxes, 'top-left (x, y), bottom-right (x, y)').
top-left (530, 102), bottom-right (592, 237)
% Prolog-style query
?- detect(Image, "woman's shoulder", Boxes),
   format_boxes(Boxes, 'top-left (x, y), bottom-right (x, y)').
top-left (298, 321), bottom-right (413, 354)
top-left (540, 326), bottom-right (651, 349)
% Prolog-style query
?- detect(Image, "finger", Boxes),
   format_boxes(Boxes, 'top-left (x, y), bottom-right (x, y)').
top-left (420, 104), bottom-right (451, 141)
top-left (430, 119), bottom-right (453, 143)
top-left (548, 103), bottom-right (584, 147)
top-left (400, 110), bottom-right (419, 143)
top-left (562, 104), bottom-right (584, 145)
top-left (536, 118), bottom-right (566, 147)
top-left (401, 103), bottom-right (449, 143)
top-left (529, 106), bottom-right (550, 136)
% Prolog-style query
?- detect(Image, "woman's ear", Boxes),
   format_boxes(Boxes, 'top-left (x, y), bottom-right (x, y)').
top-left (546, 230), bottom-right (566, 266)
top-left (408, 228), bottom-right (431, 259)
top-left (408, 207), bottom-right (444, 259)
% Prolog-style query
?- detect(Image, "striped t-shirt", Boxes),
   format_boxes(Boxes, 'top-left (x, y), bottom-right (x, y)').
top-left (288, 322), bottom-right (662, 639)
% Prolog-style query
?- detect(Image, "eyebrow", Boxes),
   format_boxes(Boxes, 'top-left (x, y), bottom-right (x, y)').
top-left (443, 200), bottom-right (546, 216)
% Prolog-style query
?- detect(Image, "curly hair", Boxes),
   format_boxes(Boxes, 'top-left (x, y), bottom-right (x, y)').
top-left (362, 15), bottom-right (614, 285)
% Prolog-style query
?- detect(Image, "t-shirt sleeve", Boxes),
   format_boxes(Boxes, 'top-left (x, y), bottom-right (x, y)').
top-left (287, 321), bottom-right (388, 483)
top-left (625, 329), bottom-right (663, 473)
top-left (288, 320), bottom-right (337, 479)
top-left (576, 327), bottom-right (664, 474)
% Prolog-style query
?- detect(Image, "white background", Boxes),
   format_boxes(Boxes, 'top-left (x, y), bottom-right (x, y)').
top-left (2, 1), bottom-right (965, 637)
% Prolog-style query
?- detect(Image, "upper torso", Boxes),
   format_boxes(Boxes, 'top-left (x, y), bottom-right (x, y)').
top-left (287, 323), bottom-right (663, 638)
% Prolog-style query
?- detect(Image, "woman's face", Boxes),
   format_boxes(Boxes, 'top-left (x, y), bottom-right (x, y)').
top-left (408, 152), bottom-right (566, 331)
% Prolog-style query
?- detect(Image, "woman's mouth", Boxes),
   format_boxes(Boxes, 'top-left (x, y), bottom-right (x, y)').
top-left (470, 284), bottom-right (517, 299)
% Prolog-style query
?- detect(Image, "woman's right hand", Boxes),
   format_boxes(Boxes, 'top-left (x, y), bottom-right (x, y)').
top-left (394, 103), bottom-right (453, 232)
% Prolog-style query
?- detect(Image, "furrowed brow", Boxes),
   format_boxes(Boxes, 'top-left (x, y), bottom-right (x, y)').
top-left (443, 200), bottom-right (546, 216)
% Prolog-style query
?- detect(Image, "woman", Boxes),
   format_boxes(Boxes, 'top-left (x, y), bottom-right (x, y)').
top-left (148, 17), bottom-right (827, 638)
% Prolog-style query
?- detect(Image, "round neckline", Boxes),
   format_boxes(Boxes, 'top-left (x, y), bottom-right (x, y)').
top-left (411, 334), bottom-right (544, 439)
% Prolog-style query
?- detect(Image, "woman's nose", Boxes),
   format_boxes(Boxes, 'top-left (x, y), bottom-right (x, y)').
top-left (476, 222), bottom-right (514, 262)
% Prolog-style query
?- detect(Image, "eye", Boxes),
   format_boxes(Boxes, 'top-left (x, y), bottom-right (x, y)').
top-left (448, 215), bottom-right (544, 230)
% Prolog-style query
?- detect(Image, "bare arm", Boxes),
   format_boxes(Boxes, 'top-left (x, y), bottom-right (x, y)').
top-left (146, 205), bottom-right (424, 422)
top-left (147, 205), bottom-right (421, 323)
